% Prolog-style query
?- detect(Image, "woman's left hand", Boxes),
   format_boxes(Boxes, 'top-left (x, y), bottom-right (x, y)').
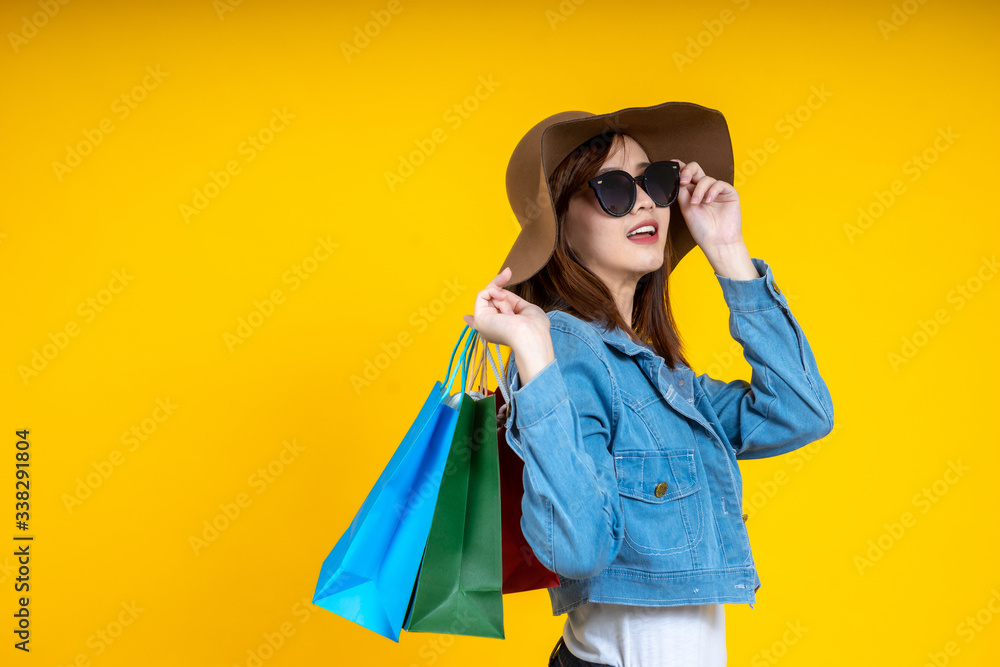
top-left (670, 159), bottom-right (744, 250)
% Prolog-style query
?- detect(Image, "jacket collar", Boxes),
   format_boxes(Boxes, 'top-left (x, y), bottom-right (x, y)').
top-left (580, 319), bottom-right (682, 371)
top-left (581, 319), bottom-right (703, 423)
top-left (582, 319), bottom-right (654, 358)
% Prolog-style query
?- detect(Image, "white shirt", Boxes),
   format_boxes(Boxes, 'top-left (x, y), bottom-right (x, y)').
top-left (562, 602), bottom-right (726, 667)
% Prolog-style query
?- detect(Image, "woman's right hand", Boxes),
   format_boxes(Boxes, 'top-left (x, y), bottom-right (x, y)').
top-left (462, 266), bottom-right (550, 349)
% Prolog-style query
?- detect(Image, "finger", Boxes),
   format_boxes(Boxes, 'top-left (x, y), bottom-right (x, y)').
top-left (670, 158), bottom-right (692, 184)
top-left (491, 295), bottom-right (513, 316)
top-left (489, 289), bottom-right (510, 313)
top-left (690, 176), bottom-right (716, 204)
top-left (471, 289), bottom-right (500, 320)
top-left (472, 290), bottom-right (489, 315)
top-left (702, 185), bottom-right (717, 203)
top-left (677, 181), bottom-right (691, 205)
top-left (702, 180), bottom-right (730, 203)
top-left (485, 287), bottom-right (509, 313)
top-left (475, 285), bottom-right (500, 307)
top-left (498, 288), bottom-right (532, 314)
top-left (489, 266), bottom-right (512, 290)
top-left (492, 296), bottom-right (514, 316)
top-left (495, 289), bottom-right (520, 315)
top-left (674, 160), bottom-right (704, 185)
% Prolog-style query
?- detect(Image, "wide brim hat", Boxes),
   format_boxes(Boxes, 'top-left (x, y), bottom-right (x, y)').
top-left (500, 101), bottom-right (735, 287)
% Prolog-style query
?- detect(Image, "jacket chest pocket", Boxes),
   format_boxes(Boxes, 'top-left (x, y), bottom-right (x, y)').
top-left (613, 449), bottom-right (704, 557)
top-left (620, 384), bottom-right (698, 453)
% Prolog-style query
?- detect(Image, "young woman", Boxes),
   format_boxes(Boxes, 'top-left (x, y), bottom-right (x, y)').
top-left (463, 103), bottom-right (834, 667)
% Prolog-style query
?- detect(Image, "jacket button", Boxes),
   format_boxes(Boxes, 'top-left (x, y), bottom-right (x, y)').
top-left (654, 482), bottom-right (668, 497)
top-left (678, 378), bottom-right (684, 386)
top-left (742, 513), bottom-right (748, 523)
top-left (771, 282), bottom-right (781, 295)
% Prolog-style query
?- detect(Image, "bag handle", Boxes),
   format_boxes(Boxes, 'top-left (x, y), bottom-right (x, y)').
top-left (464, 330), bottom-right (494, 395)
top-left (484, 341), bottom-right (510, 407)
top-left (462, 329), bottom-right (511, 404)
top-left (462, 330), bottom-right (478, 391)
top-left (442, 325), bottom-right (478, 400)
top-left (442, 325), bottom-right (511, 404)
top-left (466, 332), bottom-right (485, 394)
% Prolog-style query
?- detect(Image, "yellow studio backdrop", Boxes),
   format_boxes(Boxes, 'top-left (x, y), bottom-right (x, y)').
top-left (1, 0), bottom-right (997, 665)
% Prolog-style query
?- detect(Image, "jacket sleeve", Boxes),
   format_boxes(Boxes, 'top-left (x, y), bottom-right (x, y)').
top-left (693, 257), bottom-right (835, 460)
top-left (502, 318), bottom-right (625, 580)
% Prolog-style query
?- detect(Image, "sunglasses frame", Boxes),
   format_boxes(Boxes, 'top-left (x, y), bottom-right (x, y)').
top-left (579, 160), bottom-right (681, 217)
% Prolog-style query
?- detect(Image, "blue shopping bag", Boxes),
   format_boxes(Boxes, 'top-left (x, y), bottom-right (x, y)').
top-left (312, 326), bottom-right (479, 642)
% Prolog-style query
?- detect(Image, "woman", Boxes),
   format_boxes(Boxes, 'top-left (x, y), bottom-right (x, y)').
top-left (463, 103), bottom-right (834, 667)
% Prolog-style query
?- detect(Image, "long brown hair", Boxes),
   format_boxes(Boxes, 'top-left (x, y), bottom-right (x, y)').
top-left (508, 132), bottom-right (689, 370)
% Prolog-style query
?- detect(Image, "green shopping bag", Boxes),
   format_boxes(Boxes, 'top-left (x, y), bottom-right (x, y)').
top-left (403, 331), bottom-right (504, 639)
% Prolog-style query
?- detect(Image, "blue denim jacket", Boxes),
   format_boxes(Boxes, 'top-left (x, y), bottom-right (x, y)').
top-left (502, 257), bottom-right (834, 615)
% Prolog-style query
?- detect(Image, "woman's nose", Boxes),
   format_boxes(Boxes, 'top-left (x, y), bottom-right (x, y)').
top-left (633, 178), bottom-right (658, 210)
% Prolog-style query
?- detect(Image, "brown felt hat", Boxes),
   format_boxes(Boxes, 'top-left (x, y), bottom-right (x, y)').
top-left (500, 101), bottom-right (735, 287)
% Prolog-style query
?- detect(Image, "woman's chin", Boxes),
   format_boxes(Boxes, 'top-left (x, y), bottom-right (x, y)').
top-left (633, 246), bottom-right (665, 269)
top-left (631, 258), bottom-right (664, 278)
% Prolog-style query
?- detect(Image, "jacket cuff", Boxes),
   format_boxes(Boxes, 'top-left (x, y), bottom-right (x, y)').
top-left (505, 357), bottom-right (564, 429)
top-left (714, 257), bottom-right (787, 312)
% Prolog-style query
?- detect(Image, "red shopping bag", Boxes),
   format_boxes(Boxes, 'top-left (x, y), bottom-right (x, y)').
top-left (493, 387), bottom-right (561, 594)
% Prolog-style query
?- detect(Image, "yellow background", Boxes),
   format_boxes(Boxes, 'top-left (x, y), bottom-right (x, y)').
top-left (2, 0), bottom-right (998, 664)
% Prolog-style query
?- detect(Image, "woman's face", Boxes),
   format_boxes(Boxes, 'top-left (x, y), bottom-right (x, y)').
top-left (564, 134), bottom-right (669, 289)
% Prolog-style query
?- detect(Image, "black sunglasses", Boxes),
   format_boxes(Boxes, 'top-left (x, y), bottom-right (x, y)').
top-left (579, 160), bottom-right (680, 217)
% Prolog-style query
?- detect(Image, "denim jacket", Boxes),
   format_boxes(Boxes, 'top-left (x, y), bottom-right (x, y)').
top-left (502, 257), bottom-right (834, 615)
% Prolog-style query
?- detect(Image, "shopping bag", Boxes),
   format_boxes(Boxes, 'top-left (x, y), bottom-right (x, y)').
top-left (403, 331), bottom-right (505, 638)
top-left (487, 345), bottom-right (562, 594)
top-left (312, 326), bottom-right (478, 642)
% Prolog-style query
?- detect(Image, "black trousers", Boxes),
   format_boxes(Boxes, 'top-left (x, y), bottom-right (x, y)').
top-left (548, 636), bottom-right (613, 667)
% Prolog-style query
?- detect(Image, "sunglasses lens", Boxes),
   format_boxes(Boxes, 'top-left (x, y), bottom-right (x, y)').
top-left (643, 161), bottom-right (679, 206)
top-left (594, 172), bottom-right (634, 215)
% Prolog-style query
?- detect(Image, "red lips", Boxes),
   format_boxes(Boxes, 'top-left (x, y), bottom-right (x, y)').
top-left (626, 220), bottom-right (658, 236)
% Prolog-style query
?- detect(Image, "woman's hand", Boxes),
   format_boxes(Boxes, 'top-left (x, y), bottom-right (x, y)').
top-left (670, 159), bottom-right (744, 250)
top-left (462, 267), bottom-right (550, 349)
top-left (671, 159), bottom-right (758, 280)
top-left (463, 267), bottom-right (555, 385)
